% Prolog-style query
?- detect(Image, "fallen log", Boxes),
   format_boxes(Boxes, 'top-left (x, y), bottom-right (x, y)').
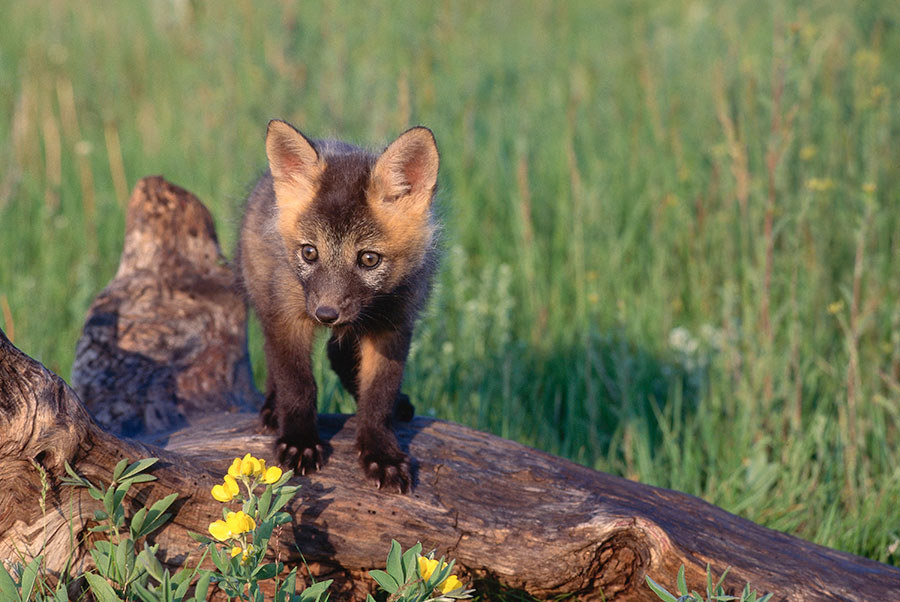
top-left (2, 176), bottom-right (899, 600)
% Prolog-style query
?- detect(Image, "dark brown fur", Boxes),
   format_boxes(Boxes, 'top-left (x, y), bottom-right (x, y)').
top-left (236, 120), bottom-right (439, 493)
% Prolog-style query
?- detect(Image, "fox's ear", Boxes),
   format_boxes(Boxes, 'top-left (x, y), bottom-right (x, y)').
top-left (266, 120), bottom-right (320, 184)
top-left (371, 127), bottom-right (439, 210)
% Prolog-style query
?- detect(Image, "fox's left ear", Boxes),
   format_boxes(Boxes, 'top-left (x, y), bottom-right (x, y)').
top-left (371, 127), bottom-right (439, 210)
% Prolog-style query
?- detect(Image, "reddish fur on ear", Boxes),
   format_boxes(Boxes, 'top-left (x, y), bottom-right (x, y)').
top-left (371, 126), bottom-right (439, 209)
top-left (266, 120), bottom-right (320, 183)
top-left (265, 120), bottom-right (325, 243)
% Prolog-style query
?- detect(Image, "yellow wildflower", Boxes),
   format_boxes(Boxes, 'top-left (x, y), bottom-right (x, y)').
top-left (828, 300), bottom-right (844, 315)
top-left (862, 182), bottom-right (877, 194)
top-left (440, 574), bottom-right (463, 594)
top-left (418, 556), bottom-right (440, 580)
top-left (225, 510), bottom-right (256, 534)
top-left (208, 510), bottom-right (256, 541)
top-left (208, 519), bottom-right (232, 541)
top-left (227, 457), bottom-right (242, 479)
top-left (211, 474), bottom-right (240, 502)
top-left (263, 465), bottom-right (283, 484)
top-left (230, 544), bottom-right (255, 562)
top-left (418, 556), bottom-right (463, 593)
top-left (227, 453), bottom-right (268, 480)
top-left (240, 453), bottom-right (264, 477)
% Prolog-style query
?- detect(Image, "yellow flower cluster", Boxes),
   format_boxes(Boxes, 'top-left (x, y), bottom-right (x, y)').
top-left (418, 556), bottom-right (463, 594)
top-left (230, 543), bottom-right (255, 562)
top-left (210, 453), bottom-right (283, 503)
top-left (228, 453), bottom-right (283, 484)
top-left (209, 510), bottom-right (256, 541)
top-left (211, 475), bottom-right (240, 502)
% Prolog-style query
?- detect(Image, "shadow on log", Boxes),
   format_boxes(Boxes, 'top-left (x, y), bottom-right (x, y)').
top-left (1, 176), bottom-right (899, 600)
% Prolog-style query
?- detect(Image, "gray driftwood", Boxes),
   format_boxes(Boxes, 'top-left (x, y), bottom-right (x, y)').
top-left (1, 176), bottom-right (899, 600)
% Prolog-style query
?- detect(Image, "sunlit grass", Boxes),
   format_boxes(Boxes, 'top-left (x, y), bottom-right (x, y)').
top-left (1, 0), bottom-right (899, 573)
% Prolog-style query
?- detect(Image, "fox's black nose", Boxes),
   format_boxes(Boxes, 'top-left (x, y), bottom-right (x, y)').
top-left (315, 306), bottom-right (340, 324)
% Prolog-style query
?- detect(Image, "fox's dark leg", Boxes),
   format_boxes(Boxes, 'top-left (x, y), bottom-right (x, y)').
top-left (355, 328), bottom-right (414, 493)
top-left (327, 332), bottom-right (414, 422)
top-left (262, 317), bottom-right (323, 475)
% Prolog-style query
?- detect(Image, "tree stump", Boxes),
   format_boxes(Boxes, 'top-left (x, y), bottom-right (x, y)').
top-left (2, 176), bottom-right (899, 600)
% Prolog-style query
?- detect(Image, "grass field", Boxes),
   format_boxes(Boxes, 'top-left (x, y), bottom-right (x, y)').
top-left (2, 0), bottom-right (900, 581)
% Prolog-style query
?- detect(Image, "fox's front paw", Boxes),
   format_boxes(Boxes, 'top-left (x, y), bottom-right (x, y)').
top-left (274, 430), bottom-right (324, 476)
top-left (357, 427), bottom-right (411, 493)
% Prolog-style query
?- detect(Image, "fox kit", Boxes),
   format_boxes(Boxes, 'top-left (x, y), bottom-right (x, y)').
top-left (237, 120), bottom-right (439, 493)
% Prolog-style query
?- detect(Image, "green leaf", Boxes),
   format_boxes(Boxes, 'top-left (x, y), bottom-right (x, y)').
top-left (63, 461), bottom-right (93, 488)
top-left (148, 492), bottom-right (179, 516)
top-left (298, 579), bottom-right (332, 602)
top-left (84, 572), bottom-right (123, 602)
top-left (173, 573), bottom-right (192, 600)
top-left (130, 507), bottom-right (148, 539)
top-left (258, 484), bottom-right (273, 519)
top-left (136, 493), bottom-right (178, 538)
top-left (0, 560), bottom-right (19, 602)
top-left (645, 575), bottom-right (678, 602)
top-left (428, 557), bottom-right (454, 590)
top-left (271, 488), bottom-right (299, 515)
top-left (20, 554), bottom-right (44, 601)
top-left (401, 543), bottom-right (422, 582)
top-left (187, 530), bottom-right (212, 544)
top-left (273, 511), bottom-right (292, 526)
top-left (120, 473), bottom-right (157, 486)
top-left (161, 570), bottom-right (173, 602)
top-left (254, 519), bottom-right (274, 544)
top-left (209, 544), bottom-right (228, 574)
top-left (114, 541), bottom-right (128, 584)
top-left (113, 481), bottom-right (131, 510)
top-left (677, 564), bottom-right (687, 596)
top-left (119, 458), bottom-right (159, 481)
top-left (385, 540), bottom-right (403, 582)
top-left (368, 570), bottom-right (398, 594)
top-left (253, 563), bottom-right (278, 581)
top-left (90, 549), bottom-right (110, 576)
top-left (713, 566), bottom-right (731, 595)
top-left (112, 458), bottom-right (129, 482)
top-left (366, 596), bottom-right (377, 602)
top-left (193, 571), bottom-right (212, 601)
top-left (137, 544), bottom-right (165, 583)
top-left (102, 485), bottom-right (116, 516)
top-left (53, 579), bottom-right (69, 602)
top-left (130, 581), bottom-right (158, 602)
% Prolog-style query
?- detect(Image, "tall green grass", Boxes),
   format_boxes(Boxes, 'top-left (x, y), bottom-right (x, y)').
top-left (1, 0), bottom-right (899, 569)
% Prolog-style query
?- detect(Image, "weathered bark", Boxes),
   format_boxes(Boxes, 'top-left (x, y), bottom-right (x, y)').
top-left (2, 176), bottom-right (899, 600)
top-left (70, 176), bottom-right (259, 437)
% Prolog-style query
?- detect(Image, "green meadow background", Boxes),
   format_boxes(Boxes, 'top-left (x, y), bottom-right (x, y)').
top-left (2, 0), bottom-right (899, 575)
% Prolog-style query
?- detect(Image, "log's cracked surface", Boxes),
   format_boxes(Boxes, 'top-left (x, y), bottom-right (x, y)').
top-left (70, 176), bottom-right (259, 437)
top-left (2, 176), bottom-right (900, 600)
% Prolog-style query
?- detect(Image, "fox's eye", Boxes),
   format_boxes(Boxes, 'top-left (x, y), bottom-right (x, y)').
top-left (358, 251), bottom-right (382, 269)
top-left (300, 245), bottom-right (318, 263)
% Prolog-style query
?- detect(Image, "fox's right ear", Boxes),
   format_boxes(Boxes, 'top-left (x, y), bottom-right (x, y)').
top-left (266, 121), bottom-right (322, 231)
top-left (265, 120), bottom-right (320, 184)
